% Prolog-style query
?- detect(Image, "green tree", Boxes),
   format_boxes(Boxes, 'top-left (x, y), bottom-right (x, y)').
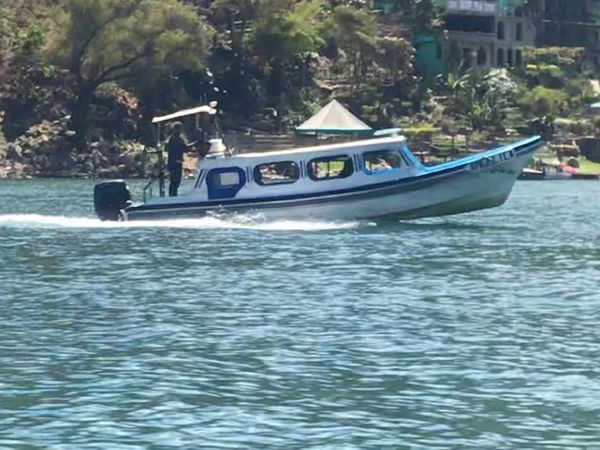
top-left (248, 0), bottom-right (326, 123)
top-left (210, 0), bottom-right (258, 52)
top-left (376, 36), bottom-right (414, 84)
top-left (250, 0), bottom-right (325, 64)
top-left (43, 0), bottom-right (211, 147)
top-left (520, 85), bottom-right (568, 118)
top-left (329, 5), bottom-right (379, 89)
top-left (446, 68), bottom-right (518, 130)
top-left (374, 0), bottom-right (441, 35)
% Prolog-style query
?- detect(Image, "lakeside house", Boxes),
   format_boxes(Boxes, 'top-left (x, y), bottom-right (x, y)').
top-left (374, 0), bottom-right (600, 74)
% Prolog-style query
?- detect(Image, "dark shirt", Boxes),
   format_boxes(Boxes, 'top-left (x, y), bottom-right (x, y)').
top-left (167, 134), bottom-right (188, 167)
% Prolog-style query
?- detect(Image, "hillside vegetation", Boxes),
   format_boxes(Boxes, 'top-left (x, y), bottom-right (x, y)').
top-left (0, 0), bottom-right (599, 177)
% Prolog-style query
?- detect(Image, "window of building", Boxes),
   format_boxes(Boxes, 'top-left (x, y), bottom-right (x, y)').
top-left (462, 47), bottom-right (473, 69)
top-left (477, 47), bottom-right (487, 66)
top-left (497, 21), bottom-right (505, 40)
top-left (254, 161), bottom-right (299, 186)
top-left (507, 48), bottom-right (514, 66)
top-left (497, 48), bottom-right (505, 66)
top-left (516, 22), bottom-right (523, 41)
top-left (308, 155), bottom-right (354, 181)
top-left (515, 49), bottom-right (523, 67)
top-left (363, 150), bottom-right (402, 174)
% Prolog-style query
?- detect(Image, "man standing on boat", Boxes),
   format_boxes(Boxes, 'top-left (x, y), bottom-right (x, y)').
top-left (167, 122), bottom-right (197, 196)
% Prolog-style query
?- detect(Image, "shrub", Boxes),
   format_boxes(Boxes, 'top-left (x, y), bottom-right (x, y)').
top-left (525, 64), bottom-right (565, 89)
top-left (520, 86), bottom-right (569, 118)
top-left (522, 46), bottom-right (584, 69)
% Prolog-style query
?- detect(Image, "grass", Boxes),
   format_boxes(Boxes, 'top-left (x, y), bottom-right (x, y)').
top-left (575, 159), bottom-right (600, 174)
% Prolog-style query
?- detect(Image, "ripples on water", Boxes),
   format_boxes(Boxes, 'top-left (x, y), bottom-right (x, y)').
top-left (1, 179), bottom-right (600, 449)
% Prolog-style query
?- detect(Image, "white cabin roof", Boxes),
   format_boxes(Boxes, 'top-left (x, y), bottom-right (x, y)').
top-left (234, 136), bottom-right (406, 160)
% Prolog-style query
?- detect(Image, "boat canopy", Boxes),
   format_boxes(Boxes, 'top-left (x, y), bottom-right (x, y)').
top-left (236, 135), bottom-right (406, 159)
top-left (152, 104), bottom-right (217, 124)
top-left (296, 99), bottom-right (373, 136)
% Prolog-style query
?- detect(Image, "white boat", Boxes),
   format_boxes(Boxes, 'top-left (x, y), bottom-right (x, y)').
top-left (94, 129), bottom-right (542, 222)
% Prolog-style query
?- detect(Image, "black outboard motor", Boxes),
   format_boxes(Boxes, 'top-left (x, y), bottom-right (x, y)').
top-left (94, 180), bottom-right (131, 221)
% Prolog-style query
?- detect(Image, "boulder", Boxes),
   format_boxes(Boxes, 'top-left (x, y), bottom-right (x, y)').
top-left (6, 143), bottom-right (23, 161)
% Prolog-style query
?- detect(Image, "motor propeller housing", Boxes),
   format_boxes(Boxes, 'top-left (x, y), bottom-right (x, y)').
top-left (94, 180), bottom-right (131, 221)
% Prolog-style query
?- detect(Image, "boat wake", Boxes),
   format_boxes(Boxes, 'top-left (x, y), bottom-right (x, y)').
top-left (0, 214), bottom-right (360, 231)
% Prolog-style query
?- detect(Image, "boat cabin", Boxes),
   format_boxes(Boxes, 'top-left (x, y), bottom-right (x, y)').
top-left (144, 104), bottom-right (421, 206)
top-left (143, 134), bottom-right (422, 206)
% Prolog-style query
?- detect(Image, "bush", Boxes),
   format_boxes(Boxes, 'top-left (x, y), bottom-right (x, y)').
top-left (525, 64), bottom-right (565, 89)
top-left (520, 86), bottom-right (568, 118)
top-left (403, 122), bottom-right (436, 140)
top-left (522, 46), bottom-right (584, 69)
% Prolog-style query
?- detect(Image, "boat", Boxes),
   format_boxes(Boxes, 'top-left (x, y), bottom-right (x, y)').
top-left (519, 164), bottom-right (600, 180)
top-left (93, 106), bottom-right (543, 222)
top-left (519, 168), bottom-right (545, 180)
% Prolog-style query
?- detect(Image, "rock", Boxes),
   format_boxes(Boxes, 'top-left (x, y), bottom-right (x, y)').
top-left (82, 160), bottom-right (95, 174)
top-left (6, 143), bottom-right (23, 161)
top-left (33, 155), bottom-right (50, 170)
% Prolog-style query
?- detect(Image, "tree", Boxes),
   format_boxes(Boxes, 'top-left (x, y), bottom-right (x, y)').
top-left (248, 0), bottom-right (326, 123)
top-left (376, 36), bottom-right (414, 84)
top-left (520, 85), bottom-right (568, 118)
top-left (377, 0), bottom-right (442, 35)
top-left (329, 6), bottom-right (379, 89)
top-left (445, 68), bottom-right (518, 130)
top-left (43, 0), bottom-right (211, 147)
top-left (210, 0), bottom-right (258, 52)
top-left (250, 0), bottom-right (325, 64)
top-left (0, 4), bottom-right (15, 76)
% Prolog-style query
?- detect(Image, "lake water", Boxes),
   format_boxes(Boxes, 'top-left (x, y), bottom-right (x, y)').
top-left (1, 179), bottom-right (599, 449)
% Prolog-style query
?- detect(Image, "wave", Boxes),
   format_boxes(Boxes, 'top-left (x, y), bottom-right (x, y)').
top-left (0, 214), bottom-right (360, 231)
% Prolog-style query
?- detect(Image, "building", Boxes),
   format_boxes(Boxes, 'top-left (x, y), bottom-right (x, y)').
top-left (375, 0), bottom-right (600, 74)
top-left (533, 0), bottom-right (600, 67)
top-left (440, 0), bottom-right (536, 70)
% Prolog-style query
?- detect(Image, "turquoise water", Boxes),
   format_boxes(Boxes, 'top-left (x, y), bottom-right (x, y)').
top-left (1, 179), bottom-right (599, 449)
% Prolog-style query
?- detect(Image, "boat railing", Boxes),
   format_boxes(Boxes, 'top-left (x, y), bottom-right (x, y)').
top-left (142, 178), bottom-right (156, 203)
top-left (142, 147), bottom-right (166, 202)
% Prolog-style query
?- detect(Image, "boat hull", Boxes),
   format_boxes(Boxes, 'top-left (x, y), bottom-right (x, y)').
top-left (124, 143), bottom-right (536, 222)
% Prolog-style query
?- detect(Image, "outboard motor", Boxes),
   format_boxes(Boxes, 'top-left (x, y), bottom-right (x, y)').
top-left (94, 180), bottom-right (131, 221)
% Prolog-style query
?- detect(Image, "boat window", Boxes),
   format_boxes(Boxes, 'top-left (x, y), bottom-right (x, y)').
top-left (363, 150), bottom-right (402, 174)
top-left (308, 155), bottom-right (354, 181)
top-left (206, 167), bottom-right (246, 200)
top-left (254, 161), bottom-right (299, 186)
top-left (218, 171), bottom-right (241, 186)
